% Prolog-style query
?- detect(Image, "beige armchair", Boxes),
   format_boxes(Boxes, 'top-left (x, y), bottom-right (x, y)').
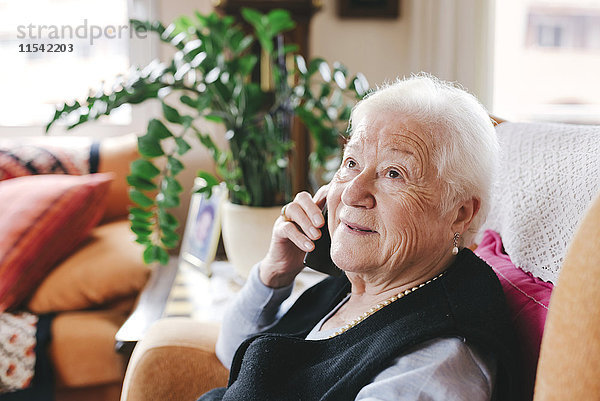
top-left (121, 193), bottom-right (600, 401)
top-left (120, 319), bottom-right (228, 401)
top-left (120, 120), bottom-right (600, 401)
top-left (122, 194), bottom-right (600, 401)
top-left (533, 191), bottom-right (600, 400)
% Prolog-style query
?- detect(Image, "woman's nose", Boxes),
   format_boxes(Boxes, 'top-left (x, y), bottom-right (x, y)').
top-left (341, 172), bottom-right (375, 209)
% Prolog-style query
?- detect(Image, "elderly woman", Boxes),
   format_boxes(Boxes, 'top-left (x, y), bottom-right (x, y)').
top-left (199, 75), bottom-right (521, 401)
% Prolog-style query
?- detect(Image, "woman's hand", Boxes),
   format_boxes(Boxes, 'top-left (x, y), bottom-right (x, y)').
top-left (259, 185), bottom-right (329, 288)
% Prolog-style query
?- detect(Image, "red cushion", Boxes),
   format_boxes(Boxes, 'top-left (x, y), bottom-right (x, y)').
top-left (475, 229), bottom-right (553, 399)
top-left (0, 174), bottom-right (112, 312)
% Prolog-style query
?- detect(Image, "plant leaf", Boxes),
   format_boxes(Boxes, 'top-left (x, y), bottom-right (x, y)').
top-left (157, 192), bottom-right (180, 208)
top-left (147, 119), bottom-right (173, 139)
top-left (308, 57), bottom-right (326, 76)
top-left (137, 134), bottom-right (164, 157)
top-left (131, 225), bottom-right (153, 236)
top-left (167, 156), bottom-right (185, 175)
top-left (204, 114), bottom-right (224, 123)
top-left (129, 207), bottom-right (154, 219)
top-left (267, 9), bottom-right (295, 34)
top-left (161, 226), bottom-right (180, 242)
top-left (135, 236), bottom-right (152, 245)
top-left (163, 176), bottom-right (184, 194)
top-left (162, 102), bottom-right (182, 124)
top-left (127, 174), bottom-right (158, 191)
top-left (143, 245), bottom-right (157, 264)
top-left (194, 171), bottom-right (220, 198)
top-left (296, 55), bottom-right (308, 75)
top-left (241, 8), bottom-right (263, 29)
top-left (197, 171), bottom-right (220, 187)
top-left (353, 73), bottom-right (369, 96)
top-left (129, 212), bottom-right (153, 227)
top-left (142, 244), bottom-right (169, 264)
top-left (129, 188), bottom-right (154, 208)
top-left (180, 95), bottom-right (198, 109)
top-left (175, 137), bottom-right (192, 155)
top-left (161, 236), bottom-right (179, 248)
top-left (318, 62), bottom-right (331, 82)
top-left (130, 159), bottom-right (161, 179)
top-left (282, 44), bottom-right (298, 54)
top-left (158, 210), bottom-right (179, 229)
top-left (157, 246), bottom-right (170, 265)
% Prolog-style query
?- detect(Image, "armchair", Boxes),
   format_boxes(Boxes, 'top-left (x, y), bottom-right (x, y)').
top-left (119, 121), bottom-right (600, 401)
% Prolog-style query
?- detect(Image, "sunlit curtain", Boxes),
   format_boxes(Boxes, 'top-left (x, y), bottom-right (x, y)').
top-left (408, 0), bottom-right (494, 108)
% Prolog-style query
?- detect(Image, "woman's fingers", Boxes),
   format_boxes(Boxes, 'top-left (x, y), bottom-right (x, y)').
top-left (284, 197), bottom-right (321, 240)
top-left (259, 186), bottom-right (330, 288)
top-left (295, 191), bottom-right (325, 228)
top-left (281, 221), bottom-right (315, 252)
top-left (276, 186), bottom-right (330, 251)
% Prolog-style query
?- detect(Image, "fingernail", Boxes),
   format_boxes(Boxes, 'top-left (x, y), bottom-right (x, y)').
top-left (310, 227), bottom-right (319, 238)
top-left (312, 214), bottom-right (324, 226)
top-left (304, 241), bottom-right (314, 251)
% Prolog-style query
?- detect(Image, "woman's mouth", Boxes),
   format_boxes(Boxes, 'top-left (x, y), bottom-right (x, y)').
top-left (342, 220), bottom-right (377, 234)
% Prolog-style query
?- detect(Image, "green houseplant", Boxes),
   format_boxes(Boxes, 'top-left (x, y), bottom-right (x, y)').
top-left (46, 8), bottom-right (368, 265)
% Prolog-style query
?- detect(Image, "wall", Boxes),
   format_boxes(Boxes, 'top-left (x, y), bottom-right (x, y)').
top-left (310, 0), bottom-right (411, 86)
top-left (157, 0), bottom-right (413, 86)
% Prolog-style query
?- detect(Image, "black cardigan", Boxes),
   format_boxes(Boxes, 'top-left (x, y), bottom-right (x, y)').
top-left (199, 249), bottom-right (523, 401)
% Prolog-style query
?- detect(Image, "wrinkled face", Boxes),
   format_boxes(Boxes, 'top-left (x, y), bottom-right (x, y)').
top-left (327, 109), bottom-right (454, 278)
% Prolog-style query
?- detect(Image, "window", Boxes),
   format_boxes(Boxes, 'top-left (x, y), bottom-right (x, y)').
top-left (0, 0), bottom-right (156, 134)
top-left (536, 25), bottom-right (563, 47)
top-left (492, 0), bottom-right (600, 124)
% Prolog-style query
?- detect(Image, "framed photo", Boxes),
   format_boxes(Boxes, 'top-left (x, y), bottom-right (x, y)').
top-left (179, 180), bottom-right (227, 276)
top-left (338, 0), bottom-right (400, 19)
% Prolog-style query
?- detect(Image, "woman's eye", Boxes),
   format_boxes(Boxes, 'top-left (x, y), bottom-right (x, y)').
top-left (386, 169), bottom-right (402, 179)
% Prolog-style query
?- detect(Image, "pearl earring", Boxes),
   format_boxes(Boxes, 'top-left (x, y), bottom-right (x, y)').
top-left (452, 232), bottom-right (460, 255)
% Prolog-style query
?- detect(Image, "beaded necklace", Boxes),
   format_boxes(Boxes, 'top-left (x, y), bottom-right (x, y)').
top-left (328, 271), bottom-right (446, 338)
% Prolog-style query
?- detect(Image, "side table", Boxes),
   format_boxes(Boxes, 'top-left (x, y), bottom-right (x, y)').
top-left (162, 261), bottom-right (327, 321)
top-left (115, 257), bottom-right (327, 356)
top-left (114, 257), bottom-right (179, 356)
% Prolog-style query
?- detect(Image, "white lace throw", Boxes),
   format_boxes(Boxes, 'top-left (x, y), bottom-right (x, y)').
top-left (478, 122), bottom-right (600, 284)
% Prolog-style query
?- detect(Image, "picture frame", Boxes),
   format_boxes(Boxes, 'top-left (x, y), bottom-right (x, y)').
top-left (338, 0), bottom-right (400, 19)
top-left (179, 180), bottom-right (227, 276)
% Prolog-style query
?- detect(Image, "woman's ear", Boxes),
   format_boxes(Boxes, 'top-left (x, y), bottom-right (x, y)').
top-left (451, 197), bottom-right (480, 234)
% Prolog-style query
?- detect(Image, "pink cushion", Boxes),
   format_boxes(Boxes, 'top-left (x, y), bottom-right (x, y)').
top-left (475, 229), bottom-right (553, 399)
top-left (0, 174), bottom-right (112, 312)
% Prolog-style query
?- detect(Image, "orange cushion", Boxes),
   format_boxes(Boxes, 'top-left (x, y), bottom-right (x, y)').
top-left (28, 220), bottom-right (151, 313)
top-left (0, 173), bottom-right (112, 312)
top-left (50, 309), bottom-right (129, 387)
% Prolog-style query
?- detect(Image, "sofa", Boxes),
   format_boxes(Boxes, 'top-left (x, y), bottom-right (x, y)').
top-left (118, 120), bottom-right (600, 401)
top-left (0, 134), bottom-right (153, 401)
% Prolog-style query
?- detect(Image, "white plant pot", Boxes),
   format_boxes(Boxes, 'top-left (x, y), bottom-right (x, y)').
top-left (221, 201), bottom-right (282, 279)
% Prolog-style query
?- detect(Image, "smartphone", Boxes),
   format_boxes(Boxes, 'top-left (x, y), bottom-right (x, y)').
top-left (303, 207), bottom-right (343, 276)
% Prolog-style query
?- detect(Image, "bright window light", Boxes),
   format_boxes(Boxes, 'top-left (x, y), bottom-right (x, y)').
top-left (0, 0), bottom-right (135, 127)
top-left (493, 0), bottom-right (600, 124)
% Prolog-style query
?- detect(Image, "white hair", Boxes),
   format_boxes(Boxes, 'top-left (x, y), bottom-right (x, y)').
top-left (349, 73), bottom-right (498, 245)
